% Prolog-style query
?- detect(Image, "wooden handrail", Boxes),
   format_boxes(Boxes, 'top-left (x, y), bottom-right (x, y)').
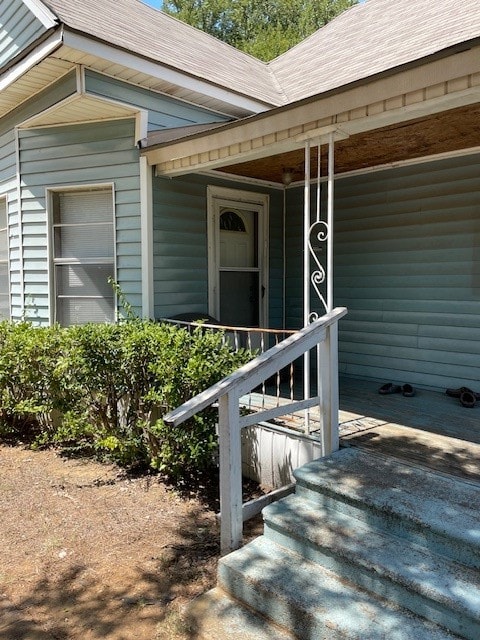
top-left (163, 307), bottom-right (347, 553)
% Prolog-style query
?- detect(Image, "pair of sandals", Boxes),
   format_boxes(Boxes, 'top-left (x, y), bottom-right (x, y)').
top-left (446, 387), bottom-right (480, 408)
top-left (378, 383), bottom-right (415, 397)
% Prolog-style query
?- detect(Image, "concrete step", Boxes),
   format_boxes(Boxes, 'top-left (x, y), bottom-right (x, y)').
top-left (218, 537), bottom-right (462, 640)
top-left (188, 588), bottom-right (295, 640)
top-left (294, 448), bottom-right (480, 569)
top-left (263, 494), bottom-right (480, 639)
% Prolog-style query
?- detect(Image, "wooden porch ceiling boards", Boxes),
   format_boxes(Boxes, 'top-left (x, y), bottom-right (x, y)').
top-left (217, 103), bottom-right (480, 184)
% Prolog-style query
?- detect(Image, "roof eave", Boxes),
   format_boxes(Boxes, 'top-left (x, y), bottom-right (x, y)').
top-left (144, 34), bottom-right (480, 156)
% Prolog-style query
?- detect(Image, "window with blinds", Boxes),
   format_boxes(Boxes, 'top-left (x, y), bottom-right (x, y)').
top-left (52, 188), bottom-right (115, 325)
top-left (0, 198), bottom-right (9, 320)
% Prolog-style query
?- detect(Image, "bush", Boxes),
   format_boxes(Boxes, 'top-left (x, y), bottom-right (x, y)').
top-left (0, 322), bottom-right (64, 436)
top-left (0, 319), bottom-right (252, 478)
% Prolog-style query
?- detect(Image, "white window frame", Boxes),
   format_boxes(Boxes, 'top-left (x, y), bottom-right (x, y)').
top-left (47, 183), bottom-right (117, 325)
top-left (0, 196), bottom-right (10, 320)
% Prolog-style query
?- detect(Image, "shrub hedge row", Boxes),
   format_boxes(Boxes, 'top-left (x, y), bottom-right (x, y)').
top-left (0, 320), bottom-right (252, 478)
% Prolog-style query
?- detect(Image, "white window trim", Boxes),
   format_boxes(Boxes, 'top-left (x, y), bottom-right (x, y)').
top-left (207, 185), bottom-right (269, 327)
top-left (0, 195), bottom-right (11, 320)
top-left (47, 183), bottom-right (117, 325)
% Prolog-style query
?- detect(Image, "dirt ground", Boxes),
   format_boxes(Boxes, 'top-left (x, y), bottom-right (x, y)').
top-left (0, 444), bottom-right (263, 640)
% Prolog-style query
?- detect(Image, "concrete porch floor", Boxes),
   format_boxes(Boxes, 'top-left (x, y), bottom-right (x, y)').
top-left (338, 377), bottom-right (480, 483)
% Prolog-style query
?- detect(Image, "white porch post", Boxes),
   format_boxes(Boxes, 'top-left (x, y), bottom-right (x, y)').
top-left (327, 131), bottom-right (335, 312)
top-left (218, 391), bottom-right (243, 554)
top-left (298, 129), bottom-right (339, 452)
top-left (318, 319), bottom-right (340, 455)
top-left (303, 141), bottom-right (311, 431)
top-left (318, 130), bottom-right (338, 453)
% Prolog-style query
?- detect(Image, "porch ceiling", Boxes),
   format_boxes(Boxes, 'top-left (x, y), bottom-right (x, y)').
top-left (216, 103), bottom-right (480, 184)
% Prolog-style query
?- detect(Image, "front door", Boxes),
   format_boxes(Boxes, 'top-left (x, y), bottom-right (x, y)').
top-left (207, 186), bottom-right (268, 327)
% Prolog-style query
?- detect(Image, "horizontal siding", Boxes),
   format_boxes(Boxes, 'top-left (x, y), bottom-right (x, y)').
top-left (0, 179), bottom-right (19, 319)
top-left (286, 153), bottom-right (480, 390)
top-left (153, 174), bottom-right (283, 325)
top-left (18, 120), bottom-right (141, 324)
top-left (339, 154), bottom-right (480, 391)
top-left (0, 97), bottom-right (18, 318)
top-left (85, 70), bottom-right (229, 132)
top-left (0, 0), bottom-right (46, 68)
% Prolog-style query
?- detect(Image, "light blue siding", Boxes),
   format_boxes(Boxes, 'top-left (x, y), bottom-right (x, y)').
top-left (0, 0), bottom-right (47, 68)
top-left (286, 153), bottom-right (480, 391)
top-left (0, 126), bottom-right (19, 317)
top-left (84, 70), bottom-right (230, 132)
top-left (153, 174), bottom-right (283, 325)
top-left (0, 72), bottom-right (81, 318)
top-left (18, 119), bottom-right (141, 323)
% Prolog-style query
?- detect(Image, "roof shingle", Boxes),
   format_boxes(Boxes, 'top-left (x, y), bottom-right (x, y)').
top-left (40, 0), bottom-right (480, 110)
top-left (42, 0), bottom-right (282, 106)
top-left (270, 0), bottom-right (480, 103)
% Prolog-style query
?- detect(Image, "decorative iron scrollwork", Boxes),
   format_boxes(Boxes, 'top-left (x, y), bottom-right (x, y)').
top-left (308, 220), bottom-right (329, 317)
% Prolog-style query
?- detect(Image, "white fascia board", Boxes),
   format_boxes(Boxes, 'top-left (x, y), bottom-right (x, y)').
top-left (199, 169), bottom-right (284, 191)
top-left (0, 30), bottom-right (63, 92)
top-left (22, 0), bottom-right (59, 29)
top-left (151, 85), bottom-right (480, 177)
top-left (148, 45), bottom-right (480, 173)
top-left (339, 86), bottom-right (480, 137)
top-left (62, 30), bottom-right (273, 115)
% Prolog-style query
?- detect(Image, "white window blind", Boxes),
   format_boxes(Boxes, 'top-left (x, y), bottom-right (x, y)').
top-left (52, 188), bottom-right (115, 325)
top-left (0, 198), bottom-right (9, 320)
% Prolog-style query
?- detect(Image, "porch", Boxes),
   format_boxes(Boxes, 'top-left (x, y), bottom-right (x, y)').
top-left (338, 377), bottom-right (480, 483)
top-left (166, 311), bottom-right (480, 638)
top-left (189, 376), bottom-right (480, 640)
top-left (241, 375), bottom-right (480, 487)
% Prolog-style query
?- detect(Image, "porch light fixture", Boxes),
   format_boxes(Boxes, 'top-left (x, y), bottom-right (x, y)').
top-left (281, 168), bottom-right (294, 186)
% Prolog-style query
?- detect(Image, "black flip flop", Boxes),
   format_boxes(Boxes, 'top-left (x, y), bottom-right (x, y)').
top-left (460, 390), bottom-right (476, 408)
top-left (446, 387), bottom-right (480, 400)
top-left (378, 383), bottom-right (401, 395)
top-left (402, 384), bottom-right (415, 397)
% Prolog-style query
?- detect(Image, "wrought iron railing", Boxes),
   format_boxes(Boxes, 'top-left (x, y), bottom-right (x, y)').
top-left (163, 307), bottom-right (347, 553)
top-left (162, 318), bottom-right (302, 423)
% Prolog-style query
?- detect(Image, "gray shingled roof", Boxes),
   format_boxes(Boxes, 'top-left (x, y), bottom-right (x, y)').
top-left (42, 0), bottom-right (282, 107)
top-left (41, 0), bottom-right (480, 111)
top-left (270, 0), bottom-right (480, 103)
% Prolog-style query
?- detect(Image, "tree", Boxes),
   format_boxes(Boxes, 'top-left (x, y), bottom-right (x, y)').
top-left (162, 0), bottom-right (358, 61)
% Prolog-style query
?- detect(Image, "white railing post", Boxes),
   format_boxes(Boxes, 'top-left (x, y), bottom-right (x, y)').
top-left (218, 391), bottom-right (243, 554)
top-left (318, 321), bottom-right (340, 456)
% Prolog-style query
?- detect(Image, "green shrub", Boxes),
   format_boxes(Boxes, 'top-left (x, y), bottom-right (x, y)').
top-left (0, 319), bottom-right (252, 478)
top-left (147, 325), bottom-right (251, 478)
top-left (0, 322), bottom-right (64, 436)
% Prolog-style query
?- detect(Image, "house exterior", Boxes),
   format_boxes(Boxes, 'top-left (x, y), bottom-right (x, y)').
top-left (1, 0), bottom-right (480, 393)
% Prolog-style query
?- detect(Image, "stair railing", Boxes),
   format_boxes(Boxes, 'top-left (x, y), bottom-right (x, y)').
top-left (163, 307), bottom-right (347, 553)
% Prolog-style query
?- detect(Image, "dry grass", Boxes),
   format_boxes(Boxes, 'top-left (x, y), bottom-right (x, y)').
top-left (0, 444), bottom-right (263, 639)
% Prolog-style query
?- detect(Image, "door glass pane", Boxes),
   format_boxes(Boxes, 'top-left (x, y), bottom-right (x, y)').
top-left (219, 209), bottom-right (257, 268)
top-left (220, 271), bottom-right (259, 326)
